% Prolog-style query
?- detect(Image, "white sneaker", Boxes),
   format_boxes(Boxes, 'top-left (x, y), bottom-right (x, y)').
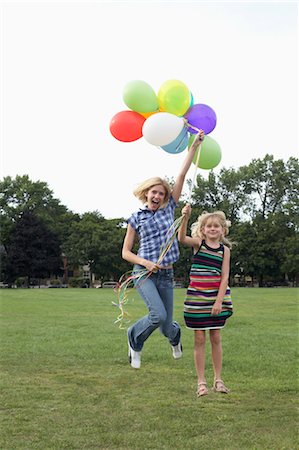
top-left (128, 341), bottom-right (141, 369)
top-left (172, 342), bottom-right (183, 359)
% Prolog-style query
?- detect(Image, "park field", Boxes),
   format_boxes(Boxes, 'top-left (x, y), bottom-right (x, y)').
top-left (0, 287), bottom-right (298, 450)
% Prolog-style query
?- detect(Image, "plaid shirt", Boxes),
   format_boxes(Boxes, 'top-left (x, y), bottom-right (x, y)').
top-left (127, 196), bottom-right (180, 267)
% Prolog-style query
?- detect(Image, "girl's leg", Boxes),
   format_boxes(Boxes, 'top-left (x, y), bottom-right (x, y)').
top-left (194, 330), bottom-right (208, 396)
top-left (210, 329), bottom-right (229, 392)
top-left (209, 329), bottom-right (222, 380)
top-left (194, 330), bottom-right (206, 382)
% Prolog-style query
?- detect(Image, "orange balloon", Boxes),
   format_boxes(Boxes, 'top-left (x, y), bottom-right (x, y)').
top-left (139, 111), bottom-right (159, 119)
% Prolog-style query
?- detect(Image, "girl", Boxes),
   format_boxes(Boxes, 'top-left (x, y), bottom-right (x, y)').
top-left (178, 204), bottom-right (233, 396)
top-left (122, 130), bottom-right (205, 369)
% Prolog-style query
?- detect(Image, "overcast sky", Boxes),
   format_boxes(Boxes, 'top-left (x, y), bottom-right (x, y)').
top-left (1, 1), bottom-right (298, 219)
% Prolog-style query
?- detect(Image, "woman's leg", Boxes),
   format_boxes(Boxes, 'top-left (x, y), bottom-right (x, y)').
top-left (128, 272), bottom-right (167, 352)
top-left (157, 269), bottom-right (180, 346)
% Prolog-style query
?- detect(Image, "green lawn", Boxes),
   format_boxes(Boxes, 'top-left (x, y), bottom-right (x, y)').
top-left (1, 287), bottom-right (298, 450)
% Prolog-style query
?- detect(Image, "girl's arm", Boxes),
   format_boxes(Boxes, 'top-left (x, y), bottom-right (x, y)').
top-left (122, 224), bottom-right (160, 272)
top-left (178, 204), bottom-right (199, 249)
top-left (172, 130), bottom-right (204, 203)
top-left (211, 246), bottom-right (231, 315)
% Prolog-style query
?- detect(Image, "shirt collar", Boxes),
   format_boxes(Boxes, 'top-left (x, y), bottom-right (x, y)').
top-left (139, 204), bottom-right (166, 214)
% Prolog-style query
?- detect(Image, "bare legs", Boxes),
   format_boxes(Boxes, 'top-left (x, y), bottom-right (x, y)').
top-left (194, 330), bottom-right (206, 383)
top-left (194, 328), bottom-right (227, 394)
top-left (194, 331), bottom-right (208, 396)
top-left (210, 329), bottom-right (222, 381)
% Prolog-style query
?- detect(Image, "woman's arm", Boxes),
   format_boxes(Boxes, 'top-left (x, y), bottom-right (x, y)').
top-left (122, 224), bottom-right (161, 272)
top-left (211, 246), bottom-right (231, 315)
top-left (172, 130), bottom-right (204, 203)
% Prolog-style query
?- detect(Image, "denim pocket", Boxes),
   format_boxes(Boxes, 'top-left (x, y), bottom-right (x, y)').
top-left (158, 269), bottom-right (174, 289)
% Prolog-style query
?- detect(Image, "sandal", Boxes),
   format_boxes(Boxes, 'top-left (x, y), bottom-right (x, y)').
top-left (197, 381), bottom-right (208, 397)
top-left (213, 379), bottom-right (230, 394)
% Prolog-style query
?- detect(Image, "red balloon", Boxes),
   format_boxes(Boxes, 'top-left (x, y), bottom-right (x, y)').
top-left (109, 111), bottom-right (146, 142)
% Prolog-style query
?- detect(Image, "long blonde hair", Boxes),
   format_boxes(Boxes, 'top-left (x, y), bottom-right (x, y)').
top-left (133, 177), bottom-right (172, 207)
top-left (191, 211), bottom-right (232, 248)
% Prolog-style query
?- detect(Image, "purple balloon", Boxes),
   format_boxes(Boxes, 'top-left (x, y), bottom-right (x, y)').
top-left (184, 103), bottom-right (217, 135)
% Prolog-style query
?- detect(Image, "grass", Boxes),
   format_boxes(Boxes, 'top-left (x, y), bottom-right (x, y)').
top-left (0, 287), bottom-right (298, 450)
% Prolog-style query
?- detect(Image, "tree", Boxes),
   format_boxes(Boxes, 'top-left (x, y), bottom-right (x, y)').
top-left (4, 210), bottom-right (62, 286)
top-left (191, 168), bottom-right (248, 225)
top-left (63, 212), bottom-right (130, 283)
top-left (0, 175), bottom-right (76, 250)
top-left (241, 154), bottom-right (299, 219)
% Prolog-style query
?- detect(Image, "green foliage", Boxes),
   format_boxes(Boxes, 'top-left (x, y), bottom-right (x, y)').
top-left (63, 212), bottom-right (130, 281)
top-left (191, 168), bottom-right (247, 225)
top-left (1, 155), bottom-right (298, 286)
top-left (4, 210), bottom-right (62, 285)
top-left (0, 175), bottom-right (75, 243)
top-left (68, 277), bottom-right (85, 288)
top-left (241, 154), bottom-right (299, 218)
top-left (0, 288), bottom-right (298, 450)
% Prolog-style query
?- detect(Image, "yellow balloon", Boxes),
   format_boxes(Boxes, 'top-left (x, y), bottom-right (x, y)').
top-left (158, 80), bottom-right (191, 116)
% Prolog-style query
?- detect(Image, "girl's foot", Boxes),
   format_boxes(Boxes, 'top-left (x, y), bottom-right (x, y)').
top-left (213, 379), bottom-right (230, 393)
top-left (197, 381), bottom-right (208, 397)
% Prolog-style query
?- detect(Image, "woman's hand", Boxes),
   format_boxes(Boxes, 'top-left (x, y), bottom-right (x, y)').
top-left (144, 261), bottom-right (161, 273)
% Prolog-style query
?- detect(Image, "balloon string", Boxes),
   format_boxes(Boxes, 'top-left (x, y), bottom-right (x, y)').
top-left (112, 269), bottom-right (150, 329)
top-left (188, 142), bottom-right (201, 202)
top-left (113, 215), bottom-right (185, 329)
top-left (183, 119), bottom-right (202, 134)
top-left (181, 120), bottom-right (203, 201)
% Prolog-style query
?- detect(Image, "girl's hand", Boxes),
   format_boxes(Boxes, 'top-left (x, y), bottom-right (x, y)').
top-left (211, 301), bottom-right (222, 315)
top-left (182, 203), bottom-right (191, 217)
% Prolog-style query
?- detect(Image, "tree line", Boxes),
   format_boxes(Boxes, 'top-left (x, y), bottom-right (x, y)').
top-left (0, 154), bottom-right (298, 288)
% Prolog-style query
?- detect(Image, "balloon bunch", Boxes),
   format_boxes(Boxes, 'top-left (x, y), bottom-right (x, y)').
top-left (110, 79), bottom-right (222, 170)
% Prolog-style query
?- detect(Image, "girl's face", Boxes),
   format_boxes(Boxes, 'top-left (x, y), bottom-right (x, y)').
top-left (202, 218), bottom-right (223, 241)
top-left (146, 184), bottom-right (166, 211)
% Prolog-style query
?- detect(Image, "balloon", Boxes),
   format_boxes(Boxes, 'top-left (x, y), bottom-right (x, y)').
top-left (110, 111), bottom-right (146, 142)
top-left (161, 127), bottom-right (189, 154)
top-left (190, 92), bottom-right (194, 108)
top-left (185, 103), bottom-right (217, 135)
top-left (123, 80), bottom-right (159, 113)
top-left (142, 112), bottom-right (185, 146)
top-left (158, 80), bottom-right (191, 116)
top-left (139, 111), bottom-right (158, 119)
top-left (189, 135), bottom-right (222, 169)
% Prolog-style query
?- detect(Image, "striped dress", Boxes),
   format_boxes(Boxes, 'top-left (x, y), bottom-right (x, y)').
top-left (184, 240), bottom-right (233, 330)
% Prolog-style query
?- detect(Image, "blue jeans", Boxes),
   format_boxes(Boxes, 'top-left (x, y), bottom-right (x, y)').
top-left (128, 265), bottom-right (181, 352)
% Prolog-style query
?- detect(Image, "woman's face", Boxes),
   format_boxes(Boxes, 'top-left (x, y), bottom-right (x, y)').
top-left (146, 184), bottom-right (166, 211)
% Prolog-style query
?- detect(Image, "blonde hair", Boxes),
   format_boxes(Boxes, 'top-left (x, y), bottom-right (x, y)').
top-left (191, 211), bottom-right (232, 248)
top-left (133, 177), bottom-right (172, 207)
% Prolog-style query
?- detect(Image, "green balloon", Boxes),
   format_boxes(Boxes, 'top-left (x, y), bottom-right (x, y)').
top-left (189, 135), bottom-right (222, 170)
top-left (123, 80), bottom-right (159, 113)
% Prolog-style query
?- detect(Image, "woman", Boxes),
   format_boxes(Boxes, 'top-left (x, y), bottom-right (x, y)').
top-left (122, 130), bottom-right (204, 369)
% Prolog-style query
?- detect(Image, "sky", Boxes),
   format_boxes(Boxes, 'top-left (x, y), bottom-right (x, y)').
top-left (1, 0), bottom-right (298, 219)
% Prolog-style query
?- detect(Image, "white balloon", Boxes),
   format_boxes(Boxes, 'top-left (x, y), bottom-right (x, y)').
top-left (142, 112), bottom-right (185, 146)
